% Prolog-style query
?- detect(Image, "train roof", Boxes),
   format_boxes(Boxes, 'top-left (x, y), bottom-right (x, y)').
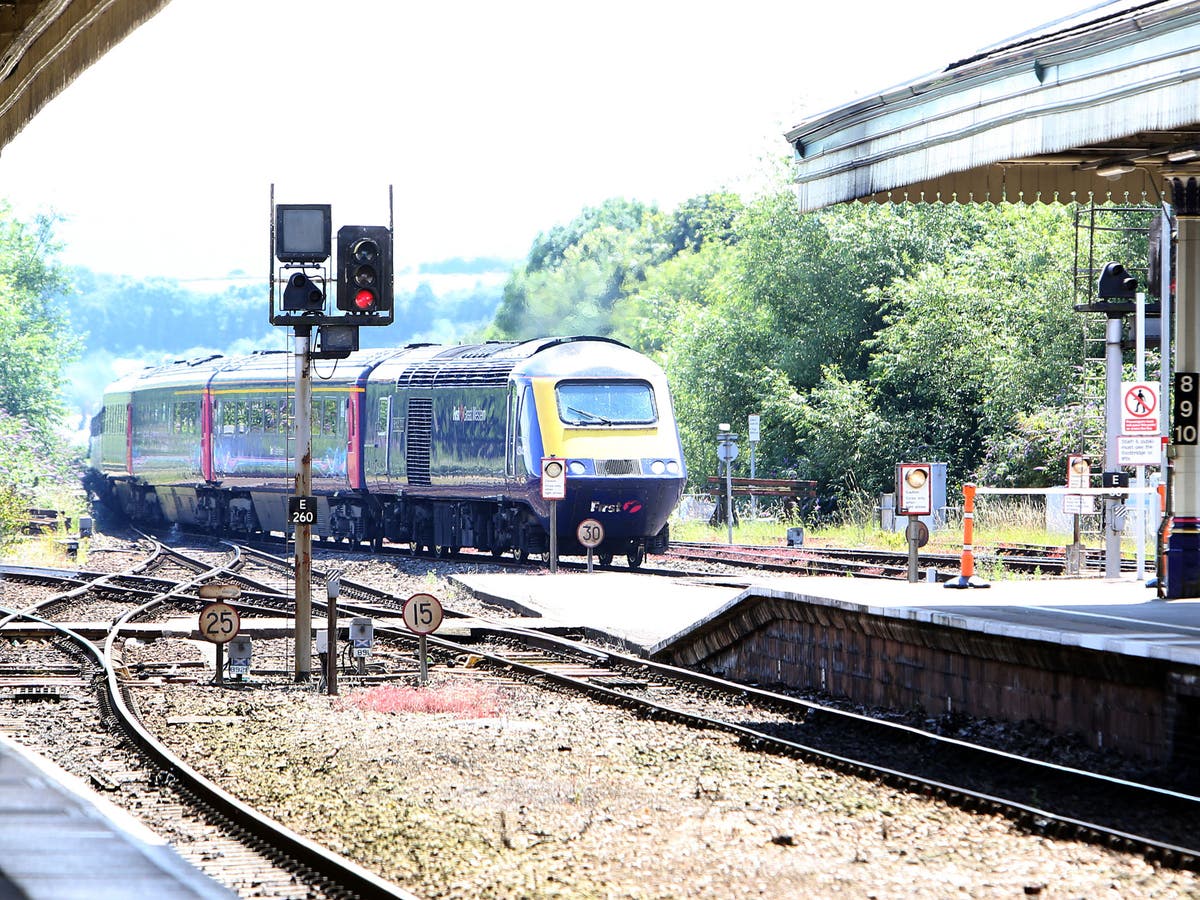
top-left (369, 336), bottom-right (643, 389)
top-left (101, 353), bottom-right (231, 395)
top-left (102, 349), bottom-right (401, 397)
top-left (99, 337), bottom-right (659, 400)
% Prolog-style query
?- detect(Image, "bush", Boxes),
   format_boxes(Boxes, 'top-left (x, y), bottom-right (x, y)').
top-left (0, 409), bottom-right (82, 544)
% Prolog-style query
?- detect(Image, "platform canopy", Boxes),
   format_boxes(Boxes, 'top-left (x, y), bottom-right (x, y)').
top-left (785, 0), bottom-right (1200, 211)
top-left (0, 0), bottom-right (168, 152)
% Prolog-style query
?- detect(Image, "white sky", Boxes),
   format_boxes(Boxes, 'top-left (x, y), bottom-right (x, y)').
top-left (0, 0), bottom-right (1096, 280)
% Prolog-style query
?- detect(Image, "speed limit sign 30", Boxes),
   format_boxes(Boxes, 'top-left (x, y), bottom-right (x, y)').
top-left (577, 518), bottom-right (605, 549)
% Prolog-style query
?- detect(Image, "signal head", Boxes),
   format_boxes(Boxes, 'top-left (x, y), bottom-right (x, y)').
top-left (281, 271), bottom-right (325, 312)
top-left (336, 225), bottom-right (393, 317)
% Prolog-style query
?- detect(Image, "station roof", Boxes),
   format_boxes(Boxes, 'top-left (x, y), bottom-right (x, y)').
top-left (784, 0), bottom-right (1200, 210)
top-left (0, 0), bottom-right (168, 152)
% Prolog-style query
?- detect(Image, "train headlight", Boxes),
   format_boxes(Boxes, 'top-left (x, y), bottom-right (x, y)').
top-left (649, 460), bottom-right (666, 475)
top-left (666, 460), bottom-right (680, 475)
top-left (568, 460), bottom-right (587, 476)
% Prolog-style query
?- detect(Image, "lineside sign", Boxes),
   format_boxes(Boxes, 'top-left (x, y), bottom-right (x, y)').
top-left (1121, 382), bottom-right (1160, 435)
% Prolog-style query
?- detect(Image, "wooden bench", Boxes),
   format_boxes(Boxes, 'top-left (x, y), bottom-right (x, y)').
top-left (706, 478), bottom-right (818, 523)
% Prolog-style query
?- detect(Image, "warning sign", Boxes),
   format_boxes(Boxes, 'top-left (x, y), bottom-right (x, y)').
top-left (896, 462), bottom-right (932, 516)
top-left (1118, 435), bottom-right (1161, 466)
top-left (1121, 382), bottom-right (1160, 435)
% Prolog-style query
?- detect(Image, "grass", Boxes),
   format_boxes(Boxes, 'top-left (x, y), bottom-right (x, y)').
top-left (671, 493), bottom-right (1159, 560)
top-left (0, 530), bottom-right (88, 567)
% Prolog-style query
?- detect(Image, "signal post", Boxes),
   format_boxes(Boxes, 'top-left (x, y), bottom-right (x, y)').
top-left (269, 186), bottom-right (394, 683)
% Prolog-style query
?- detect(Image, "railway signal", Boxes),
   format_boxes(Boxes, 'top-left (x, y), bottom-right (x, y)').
top-left (282, 272), bottom-right (325, 311)
top-left (336, 225), bottom-right (392, 317)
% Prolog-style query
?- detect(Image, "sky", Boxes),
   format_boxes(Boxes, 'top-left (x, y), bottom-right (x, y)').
top-left (0, 0), bottom-right (1101, 281)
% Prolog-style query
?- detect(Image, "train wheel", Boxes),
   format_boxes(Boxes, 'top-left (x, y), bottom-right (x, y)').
top-left (598, 553), bottom-right (614, 567)
top-left (491, 546), bottom-right (506, 559)
top-left (626, 545), bottom-right (645, 569)
top-left (515, 549), bottom-right (529, 563)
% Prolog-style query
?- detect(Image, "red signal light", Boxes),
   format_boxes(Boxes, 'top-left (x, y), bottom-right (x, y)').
top-left (354, 288), bottom-right (376, 311)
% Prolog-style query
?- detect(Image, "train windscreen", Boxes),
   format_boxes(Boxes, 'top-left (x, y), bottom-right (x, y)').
top-left (556, 381), bottom-right (656, 426)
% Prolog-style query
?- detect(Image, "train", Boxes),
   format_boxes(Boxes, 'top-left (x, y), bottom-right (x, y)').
top-left (85, 336), bottom-right (688, 567)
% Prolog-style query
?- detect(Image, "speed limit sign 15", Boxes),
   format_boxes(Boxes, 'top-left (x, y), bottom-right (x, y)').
top-left (403, 593), bottom-right (444, 635)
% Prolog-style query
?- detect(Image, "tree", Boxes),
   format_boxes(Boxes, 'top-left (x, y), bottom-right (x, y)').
top-left (866, 205), bottom-right (1079, 481)
top-left (0, 208), bottom-right (78, 442)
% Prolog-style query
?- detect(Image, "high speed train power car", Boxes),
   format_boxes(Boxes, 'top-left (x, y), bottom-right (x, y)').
top-left (87, 337), bottom-right (687, 567)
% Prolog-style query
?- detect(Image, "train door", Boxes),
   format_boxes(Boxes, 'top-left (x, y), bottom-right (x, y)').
top-left (364, 393), bottom-right (389, 480)
top-left (346, 392), bottom-right (362, 489)
top-left (505, 384), bottom-right (535, 478)
top-left (200, 391), bottom-right (213, 482)
top-left (125, 402), bottom-right (133, 474)
top-left (505, 384), bottom-right (517, 477)
top-left (388, 395), bottom-right (405, 478)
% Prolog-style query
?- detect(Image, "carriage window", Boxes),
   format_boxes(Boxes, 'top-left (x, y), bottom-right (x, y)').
top-left (556, 381), bottom-right (656, 426)
top-left (249, 400), bottom-right (265, 432)
top-left (377, 396), bottom-right (390, 437)
top-left (173, 401), bottom-right (198, 434)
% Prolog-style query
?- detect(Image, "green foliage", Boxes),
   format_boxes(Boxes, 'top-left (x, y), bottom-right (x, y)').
top-left (487, 190), bottom-right (1136, 511)
top-left (866, 205), bottom-right (1079, 482)
top-left (488, 195), bottom-right (743, 343)
top-left (0, 209), bottom-right (78, 443)
top-left (0, 410), bottom-right (81, 544)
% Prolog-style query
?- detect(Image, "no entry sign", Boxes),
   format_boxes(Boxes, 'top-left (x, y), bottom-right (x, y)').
top-left (1122, 382), bottom-right (1160, 435)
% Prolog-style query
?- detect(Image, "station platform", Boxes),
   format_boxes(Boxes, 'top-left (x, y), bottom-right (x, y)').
top-left (450, 570), bottom-right (1200, 763)
top-left (0, 733), bottom-right (236, 899)
top-left (450, 569), bottom-right (1199, 660)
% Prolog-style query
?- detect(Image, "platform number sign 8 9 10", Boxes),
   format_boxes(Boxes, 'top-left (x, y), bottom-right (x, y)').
top-left (1175, 372), bottom-right (1200, 446)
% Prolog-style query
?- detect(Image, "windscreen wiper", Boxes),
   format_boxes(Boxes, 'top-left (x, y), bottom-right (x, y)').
top-left (566, 405), bottom-right (612, 425)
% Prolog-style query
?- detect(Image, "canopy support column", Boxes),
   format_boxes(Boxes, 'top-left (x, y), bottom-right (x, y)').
top-left (1166, 177), bottom-right (1200, 597)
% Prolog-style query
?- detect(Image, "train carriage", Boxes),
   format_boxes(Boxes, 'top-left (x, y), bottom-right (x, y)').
top-left (87, 336), bottom-right (687, 566)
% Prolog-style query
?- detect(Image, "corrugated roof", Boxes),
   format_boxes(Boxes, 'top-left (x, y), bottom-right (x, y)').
top-left (785, 0), bottom-right (1200, 210)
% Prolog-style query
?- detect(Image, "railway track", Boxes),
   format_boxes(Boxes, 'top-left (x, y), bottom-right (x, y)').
top-left (3, 534), bottom-right (1194, 890)
top-left (0, 539), bottom-right (416, 900)
top-left (666, 539), bottom-right (1146, 578)
top-left (221, 543), bottom-right (1200, 871)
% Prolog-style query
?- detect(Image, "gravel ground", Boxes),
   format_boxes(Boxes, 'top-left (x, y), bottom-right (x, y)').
top-left (128, 649), bottom-right (1198, 900)
top-left (13, 532), bottom-right (1200, 898)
